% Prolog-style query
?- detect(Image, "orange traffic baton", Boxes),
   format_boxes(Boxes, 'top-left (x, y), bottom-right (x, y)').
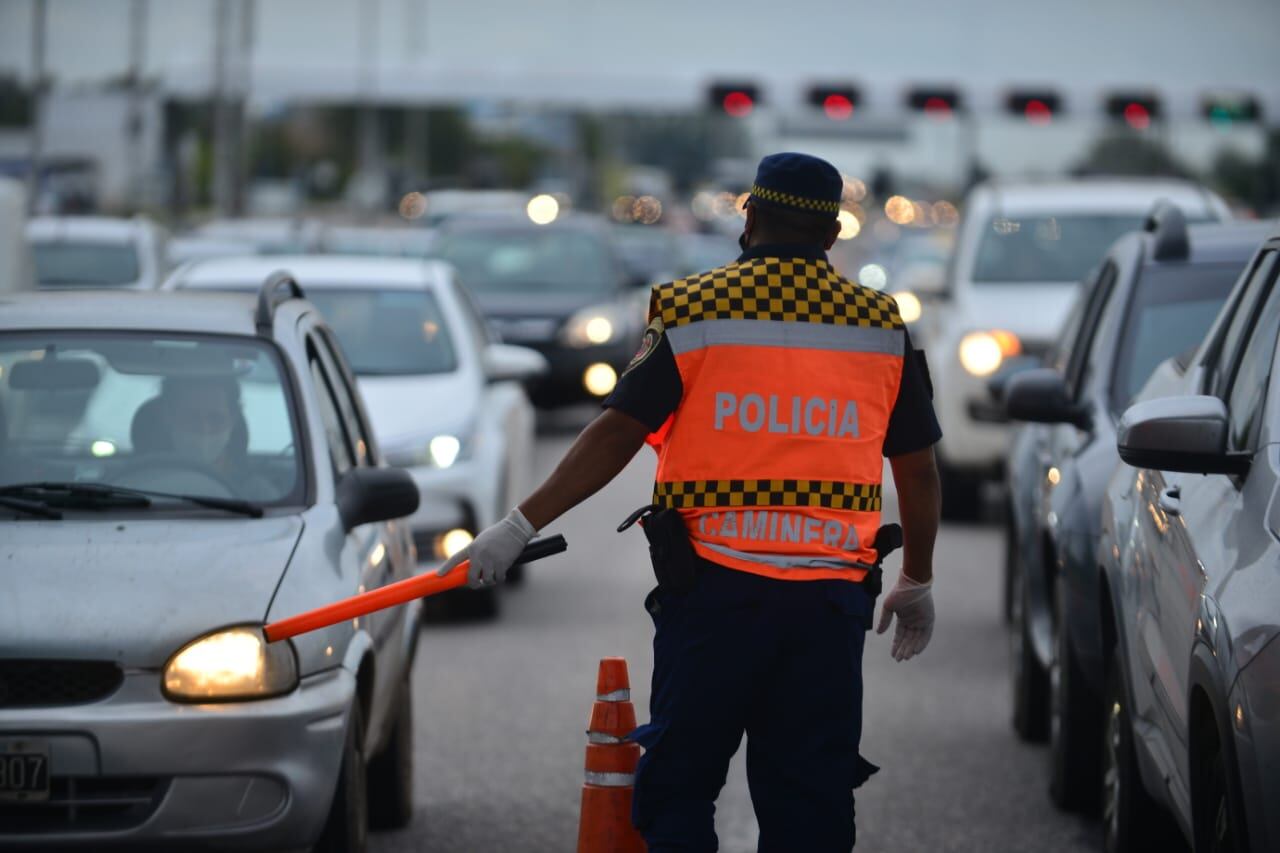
top-left (576, 657), bottom-right (646, 853)
top-left (263, 535), bottom-right (566, 643)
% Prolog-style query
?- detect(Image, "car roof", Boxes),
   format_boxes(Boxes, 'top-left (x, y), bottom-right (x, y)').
top-left (170, 255), bottom-right (453, 291)
top-left (436, 211), bottom-right (610, 234)
top-left (1177, 221), bottom-right (1279, 264)
top-left (26, 215), bottom-right (154, 242)
top-left (0, 290), bottom-right (292, 337)
top-left (970, 178), bottom-right (1222, 216)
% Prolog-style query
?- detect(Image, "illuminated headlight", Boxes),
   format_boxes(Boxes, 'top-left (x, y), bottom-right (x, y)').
top-left (891, 291), bottom-right (922, 324)
top-left (583, 363), bottom-right (618, 396)
top-left (428, 435), bottom-right (462, 469)
top-left (958, 330), bottom-right (1022, 377)
top-left (163, 626), bottom-right (298, 702)
top-left (562, 305), bottom-right (625, 348)
top-left (435, 528), bottom-right (474, 559)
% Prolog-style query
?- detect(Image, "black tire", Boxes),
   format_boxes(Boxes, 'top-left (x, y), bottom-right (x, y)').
top-left (1010, 561), bottom-right (1050, 742)
top-left (1102, 651), bottom-right (1168, 853)
top-left (367, 675), bottom-right (414, 830)
top-left (315, 701), bottom-right (369, 853)
top-left (940, 462), bottom-right (983, 522)
top-left (1196, 737), bottom-right (1244, 853)
top-left (1049, 579), bottom-right (1101, 812)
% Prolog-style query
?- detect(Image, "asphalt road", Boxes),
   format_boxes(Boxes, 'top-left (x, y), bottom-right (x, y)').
top-left (371, 418), bottom-right (1103, 853)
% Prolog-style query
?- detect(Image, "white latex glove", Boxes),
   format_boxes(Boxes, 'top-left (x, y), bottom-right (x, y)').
top-left (436, 508), bottom-right (537, 589)
top-left (875, 574), bottom-right (935, 661)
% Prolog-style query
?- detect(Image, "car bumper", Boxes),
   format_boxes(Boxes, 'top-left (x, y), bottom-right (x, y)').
top-left (0, 667), bottom-right (354, 850)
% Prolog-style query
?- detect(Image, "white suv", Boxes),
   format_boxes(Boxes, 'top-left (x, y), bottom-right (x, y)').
top-left (917, 179), bottom-right (1229, 517)
top-left (27, 215), bottom-right (169, 291)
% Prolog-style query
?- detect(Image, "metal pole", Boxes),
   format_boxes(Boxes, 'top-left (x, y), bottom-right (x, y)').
top-left (357, 0), bottom-right (383, 213)
top-left (231, 0), bottom-right (254, 215)
top-left (127, 0), bottom-right (148, 211)
top-left (212, 0), bottom-right (231, 215)
top-left (26, 0), bottom-right (47, 214)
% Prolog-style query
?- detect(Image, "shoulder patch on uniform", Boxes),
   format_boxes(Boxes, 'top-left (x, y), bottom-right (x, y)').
top-left (624, 316), bottom-right (665, 375)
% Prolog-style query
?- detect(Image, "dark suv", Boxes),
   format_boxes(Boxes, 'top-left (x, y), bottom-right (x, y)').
top-left (1002, 207), bottom-right (1271, 812)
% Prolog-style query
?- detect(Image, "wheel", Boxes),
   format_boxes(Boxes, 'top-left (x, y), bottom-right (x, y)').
top-left (315, 701), bottom-right (369, 853)
top-left (1196, 736), bottom-right (1243, 853)
top-left (1010, 559), bottom-right (1049, 742)
top-left (367, 674), bottom-right (414, 830)
top-left (1101, 650), bottom-right (1167, 853)
top-left (940, 462), bottom-right (983, 522)
top-left (1049, 578), bottom-right (1101, 812)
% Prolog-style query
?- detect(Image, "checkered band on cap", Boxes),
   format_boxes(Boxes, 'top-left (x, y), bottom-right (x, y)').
top-left (652, 259), bottom-right (904, 330)
top-left (750, 183), bottom-right (841, 214)
top-left (653, 479), bottom-right (882, 512)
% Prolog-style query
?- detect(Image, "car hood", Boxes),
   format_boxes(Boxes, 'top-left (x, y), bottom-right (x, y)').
top-left (0, 517), bottom-right (303, 667)
top-left (357, 372), bottom-right (478, 448)
top-left (955, 282), bottom-right (1082, 345)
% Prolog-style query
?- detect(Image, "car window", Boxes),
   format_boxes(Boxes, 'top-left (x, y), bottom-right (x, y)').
top-left (971, 215), bottom-right (1145, 284)
top-left (313, 330), bottom-right (373, 468)
top-left (1109, 262), bottom-right (1241, 413)
top-left (1065, 262), bottom-right (1117, 399)
top-left (307, 345), bottom-right (355, 475)
top-left (306, 288), bottom-right (458, 376)
top-left (434, 228), bottom-right (616, 294)
top-left (453, 280), bottom-right (493, 349)
top-left (32, 241), bottom-right (141, 288)
top-left (1225, 265), bottom-right (1280, 452)
top-left (1211, 251), bottom-right (1279, 396)
top-left (0, 332), bottom-right (303, 505)
top-left (1048, 284), bottom-right (1088, 375)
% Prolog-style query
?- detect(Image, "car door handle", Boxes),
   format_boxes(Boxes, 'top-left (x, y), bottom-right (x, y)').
top-left (1158, 486), bottom-right (1181, 517)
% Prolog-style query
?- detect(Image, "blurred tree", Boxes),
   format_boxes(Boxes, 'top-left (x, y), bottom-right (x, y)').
top-left (1072, 132), bottom-right (1191, 178)
top-left (0, 77), bottom-right (32, 127)
top-left (614, 113), bottom-right (746, 192)
top-left (1210, 130), bottom-right (1280, 215)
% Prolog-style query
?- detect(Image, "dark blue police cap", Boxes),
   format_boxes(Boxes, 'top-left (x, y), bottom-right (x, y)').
top-left (748, 152), bottom-right (842, 217)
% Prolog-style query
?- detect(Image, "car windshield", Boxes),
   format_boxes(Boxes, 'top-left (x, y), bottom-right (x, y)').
top-left (1109, 262), bottom-right (1241, 411)
top-left (33, 241), bottom-right (141, 287)
top-left (971, 214), bottom-right (1146, 284)
top-left (0, 333), bottom-right (304, 508)
top-left (434, 228), bottom-right (615, 294)
top-left (307, 289), bottom-right (458, 376)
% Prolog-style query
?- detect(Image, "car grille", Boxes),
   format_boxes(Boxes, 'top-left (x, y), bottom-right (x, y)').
top-left (0, 660), bottom-right (124, 708)
top-left (0, 776), bottom-right (169, 834)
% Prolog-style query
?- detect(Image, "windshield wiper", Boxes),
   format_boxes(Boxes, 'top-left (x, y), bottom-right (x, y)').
top-left (0, 482), bottom-right (263, 518)
top-left (0, 494), bottom-right (63, 519)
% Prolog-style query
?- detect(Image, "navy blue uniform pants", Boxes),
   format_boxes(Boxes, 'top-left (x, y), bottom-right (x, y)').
top-left (630, 560), bottom-right (879, 853)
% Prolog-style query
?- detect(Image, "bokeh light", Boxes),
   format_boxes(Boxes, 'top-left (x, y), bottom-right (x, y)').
top-left (526, 194), bottom-right (560, 225)
top-left (632, 195), bottom-right (663, 225)
top-left (932, 201), bottom-right (960, 228)
top-left (858, 263), bottom-right (888, 290)
top-left (398, 191), bottom-right (427, 219)
top-left (885, 196), bottom-right (916, 225)
top-left (836, 210), bottom-right (861, 240)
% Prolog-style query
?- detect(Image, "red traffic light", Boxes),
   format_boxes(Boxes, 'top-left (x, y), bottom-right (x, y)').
top-left (710, 83), bottom-right (760, 118)
top-left (823, 94), bottom-right (855, 120)
top-left (907, 88), bottom-right (961, 120)
top-left (1106, 93), bottom-right (1160, 130)
top-left (1006, 91), bottom-right (1060, 126)
top-left (807, 85), bottom-right (860, 120)
top-left (1123, 102), bottom-right (1150, 129)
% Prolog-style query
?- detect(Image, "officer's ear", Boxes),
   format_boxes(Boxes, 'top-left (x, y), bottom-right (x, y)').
top-left (823, 216), bottom-right (841, 250)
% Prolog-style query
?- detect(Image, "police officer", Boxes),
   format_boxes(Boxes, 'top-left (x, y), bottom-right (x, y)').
top-left (440, 153), bottom-right (941, 851)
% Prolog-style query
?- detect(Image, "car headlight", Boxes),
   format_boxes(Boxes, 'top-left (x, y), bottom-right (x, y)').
top-left (387, 433), bottom-right (470, 469)
top-left (958, 330), bottom-right (1021, 377)
top-left (891, 291), bottom-right (922, 324)
top-left (163, 626), bottom-right (298, 702)
top-left (561, 305), bottom-right (627, 348)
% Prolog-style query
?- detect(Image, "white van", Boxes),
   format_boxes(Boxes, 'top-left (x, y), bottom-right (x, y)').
top-left (919, 178), bottom-right (1230, 517)
top-left (0, 176), bottom-right (34, 292)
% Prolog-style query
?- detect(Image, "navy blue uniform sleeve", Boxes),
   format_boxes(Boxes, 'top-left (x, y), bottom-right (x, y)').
top-left (882, 329), bottom-right (942, 458)
top-left (602, 319), bottom-right (683, 432)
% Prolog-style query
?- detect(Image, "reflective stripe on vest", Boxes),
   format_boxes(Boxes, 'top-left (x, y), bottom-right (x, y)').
top-left (648, 256), bottom-right (904, 582)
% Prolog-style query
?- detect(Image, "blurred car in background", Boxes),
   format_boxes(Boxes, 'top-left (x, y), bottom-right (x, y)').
top-left (613, 224), bottom-right (684, 286)
top-left (1098, 223), bottom-right (1280, 853)
top-left (920, 178), bottom-right (1231, 518)
top-left (185, 217), bottom-right (326, 255)
top-left (165, 256), bottom-right (545, 617)
top-left (26, 215), bottom-right (169, 291)
top-left (1001, 209), bottom-right (1270, 814)
top-left (319, 225), bottom-right (436, 259)
top-left (419, 190), bottom-right (530, 227)
top-left (0, 280), bottom-right (421, 851)
top-left (678, 230), bottom-right (740, 274)
top-left (432, 213), bottom-right (642, 406)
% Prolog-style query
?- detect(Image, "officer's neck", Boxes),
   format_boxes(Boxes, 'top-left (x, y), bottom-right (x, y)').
top-left (737, 241), bottom-right (829, 263)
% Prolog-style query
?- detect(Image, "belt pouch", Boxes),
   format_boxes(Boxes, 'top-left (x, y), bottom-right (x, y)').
top-left (640, 507), bottom-right (700, 596)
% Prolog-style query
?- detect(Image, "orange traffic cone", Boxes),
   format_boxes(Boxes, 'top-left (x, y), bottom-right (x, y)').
top-left (576, 657), bottom-right (646, 853)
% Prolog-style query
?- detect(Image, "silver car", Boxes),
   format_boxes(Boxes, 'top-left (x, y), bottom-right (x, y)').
top-left (1098, 224), bottom-right (1280, 852)
top-left (0, 277), bottom-right (421, 851)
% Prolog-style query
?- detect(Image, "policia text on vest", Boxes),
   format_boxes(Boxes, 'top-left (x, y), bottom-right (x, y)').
top-left (714, 392), bottom-right (860, 437)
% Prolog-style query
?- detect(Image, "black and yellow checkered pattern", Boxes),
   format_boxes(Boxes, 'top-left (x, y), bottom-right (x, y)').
top-left (750, 184), bottom-right (840, 214)
top-left (654, 479), bottom-right (882, 512)
top-left (652, 259), bottom-right (903, 329)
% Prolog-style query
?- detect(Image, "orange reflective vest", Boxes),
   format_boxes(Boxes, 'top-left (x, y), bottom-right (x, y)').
top-left (646, 255), bottom-right (906, 583)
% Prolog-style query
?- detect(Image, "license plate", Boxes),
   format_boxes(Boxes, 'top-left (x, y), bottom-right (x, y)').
top-left (0, 739), bottom-right (50, 801)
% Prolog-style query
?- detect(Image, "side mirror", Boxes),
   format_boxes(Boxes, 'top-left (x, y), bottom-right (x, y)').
top-left (483, 343), bottom-right (548, 384)
top-left (1004, 368), bottom-right (1091, 430)
top-left (1117, 395), bottom-right (1250, 476)
top-left (337, 467), bottom-right (420, 532)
